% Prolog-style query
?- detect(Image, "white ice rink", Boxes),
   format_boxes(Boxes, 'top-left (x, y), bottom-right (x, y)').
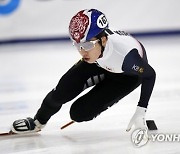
top-left (0, 36), bottom-right (180, 154)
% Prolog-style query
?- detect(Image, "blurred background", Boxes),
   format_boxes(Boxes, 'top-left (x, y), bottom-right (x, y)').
top-left (0, 0), bottom-right (180, 42)
top-left (0, 0), bottom-right (180, 153)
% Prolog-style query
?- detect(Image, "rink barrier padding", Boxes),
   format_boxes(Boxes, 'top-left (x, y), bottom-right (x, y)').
top-left (0, 29), bottom-right (180, 45)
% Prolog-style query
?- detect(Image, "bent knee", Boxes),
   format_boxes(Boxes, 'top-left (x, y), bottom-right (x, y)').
top-left (70, 102), bottom-right (95, 122)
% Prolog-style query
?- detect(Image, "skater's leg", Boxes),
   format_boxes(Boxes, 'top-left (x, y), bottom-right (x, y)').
top-left (70, 74), bottom-right (141, 122)
top-left (35, 60), bottom-right (106, 124)
top-left (12, 60), bottom-right (106, 133)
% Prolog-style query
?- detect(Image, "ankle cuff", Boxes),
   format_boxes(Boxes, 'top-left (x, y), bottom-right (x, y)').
top-left (34, 119), bottom-right (45, 129)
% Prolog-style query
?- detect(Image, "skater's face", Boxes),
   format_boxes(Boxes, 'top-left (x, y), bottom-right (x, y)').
top-left (77, 36), bottom-right (107, 63)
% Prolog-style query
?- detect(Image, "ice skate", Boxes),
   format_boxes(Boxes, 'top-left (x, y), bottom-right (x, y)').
top-left (11, 117), bottom-right (45, 134)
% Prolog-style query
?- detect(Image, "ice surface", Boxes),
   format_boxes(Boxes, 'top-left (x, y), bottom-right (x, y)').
top-left (0, 36), bottom-right (180, 154)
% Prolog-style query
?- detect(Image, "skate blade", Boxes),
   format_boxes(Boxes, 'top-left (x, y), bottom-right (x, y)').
top-left (0, 130), bottom-right (16, 136)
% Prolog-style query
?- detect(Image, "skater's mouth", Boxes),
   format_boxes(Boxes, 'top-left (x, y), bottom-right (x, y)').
top-left (83, 57), bottom-right (90, 61)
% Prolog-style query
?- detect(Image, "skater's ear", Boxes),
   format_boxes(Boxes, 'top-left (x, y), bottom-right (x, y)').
top-left (101, 36), bottom-right (107, 47)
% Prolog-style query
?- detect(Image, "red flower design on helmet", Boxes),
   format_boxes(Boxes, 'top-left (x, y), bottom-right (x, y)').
top-left (69, 10), bottom-right (89, 43)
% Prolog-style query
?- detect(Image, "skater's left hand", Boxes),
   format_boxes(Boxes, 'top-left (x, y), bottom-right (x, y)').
top-left (126, 106), bottom-right (148, 132)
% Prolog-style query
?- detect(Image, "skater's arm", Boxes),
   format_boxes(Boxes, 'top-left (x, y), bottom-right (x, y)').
top-left (122, 49), bottom-right (156, 108)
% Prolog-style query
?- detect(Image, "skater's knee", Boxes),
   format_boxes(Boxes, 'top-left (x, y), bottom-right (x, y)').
top-left (70, 111), bottom-right (83, 122)
top-left (70, 110), bottom-right (94, 122)
top-left (70, 103), bottom-right (94, 122)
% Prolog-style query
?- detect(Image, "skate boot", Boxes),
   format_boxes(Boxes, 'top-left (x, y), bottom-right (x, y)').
top-left (11, 117), bottom-right (45, 134)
